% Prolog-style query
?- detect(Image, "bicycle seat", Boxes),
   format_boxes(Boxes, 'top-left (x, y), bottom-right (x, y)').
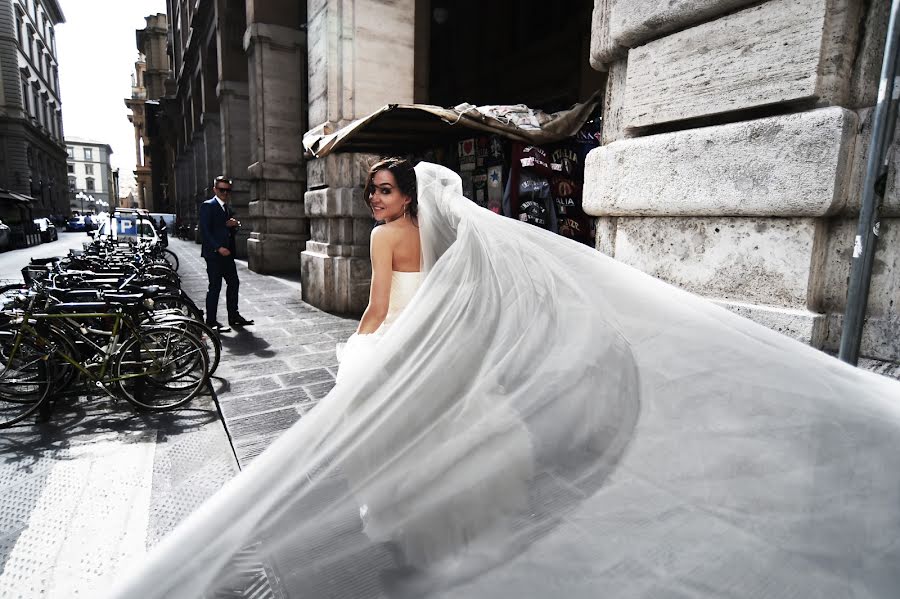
top-left (104, 293), bottom-right (145, 305)
top-left (46, 302), bottom-right (110, 314)
top-left (62, 289), bottom-right (102, 301)
top-left (29, 256), bottom-right (64, 266)
top-left (45, 288), bottom-right (101, 302)
top-left (71, 278), bottom-right (121, 287)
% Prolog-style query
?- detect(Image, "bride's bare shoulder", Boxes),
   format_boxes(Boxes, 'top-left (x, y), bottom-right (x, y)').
top-left (380, 220), bottom-right (419, 238)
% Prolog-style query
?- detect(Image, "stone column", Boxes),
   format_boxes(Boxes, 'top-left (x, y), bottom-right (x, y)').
top-left (174, 157), bottom-right (187, 220)
top-left (301, 0), bottom-right (416, 313)
top-left (218, 81), bottom-right (252, 257)
top-left (202, 112), bottom-right (222, 185)
top-left (192, 131), bottom-right (207, 198)
top-left (243, 20), bottom-right (308, 273)
top-left (302, 153), bottom-right (377, 312)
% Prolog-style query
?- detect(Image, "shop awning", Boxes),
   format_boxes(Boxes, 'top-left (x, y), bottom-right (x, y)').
top-left (0, 190), bottom-right (33, 205)
top-left (303, 91), bottom-right (602, 159)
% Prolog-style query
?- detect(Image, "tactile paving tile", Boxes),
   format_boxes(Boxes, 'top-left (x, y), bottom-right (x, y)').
top-left (146, 424), bottom-right (239, 548)
top-left (0, 433), bottom-right (156, 598)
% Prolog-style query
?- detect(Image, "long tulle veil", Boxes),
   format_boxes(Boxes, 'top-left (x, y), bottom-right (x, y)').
top-left (108, 162), bottom-right (900, 598)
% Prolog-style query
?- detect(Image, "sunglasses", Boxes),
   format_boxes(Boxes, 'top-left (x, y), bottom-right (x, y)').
top-left (216, 187), bottom-right (232, 193)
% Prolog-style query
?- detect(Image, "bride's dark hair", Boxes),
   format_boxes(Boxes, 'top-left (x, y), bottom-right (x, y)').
top-left (364, 157), bottom-right (418, 220)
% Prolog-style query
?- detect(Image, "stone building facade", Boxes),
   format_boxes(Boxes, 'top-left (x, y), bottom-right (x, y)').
top-left (0, 0), bottom-right (66, 217)
top-left (149, 0), bottom-right (596, 310)
top-left (300, 0), bottom-right (600, 313)
top-left (65, 138), bottom-right (114, 214)
top-left (150, 0), bottom-right (307, 265)
top-left (126, 56), bottom-right (151, 210)
top-left (126, 13), bottom-right (171, 213)
top-left (585, 0), bottom-right (896, 363)
top-left (146, 0), bottom-right (896, 364)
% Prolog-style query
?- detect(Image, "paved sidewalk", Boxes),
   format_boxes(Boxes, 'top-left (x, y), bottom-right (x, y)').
top-left (173, 237), bottom-right (358, 467)
top-left (0, 357), bottom-right (237, 598)
top-left (0, 238), bottom-right (358, 598)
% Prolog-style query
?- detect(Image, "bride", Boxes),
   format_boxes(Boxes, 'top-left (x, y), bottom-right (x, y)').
top-left (338, 158), bottom-right (539, 576)
top-left (108, 160), bottom-right (900, 598)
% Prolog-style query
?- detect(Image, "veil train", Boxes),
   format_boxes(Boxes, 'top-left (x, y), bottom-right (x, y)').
top-left (107, 163), bottom-right (900, 599)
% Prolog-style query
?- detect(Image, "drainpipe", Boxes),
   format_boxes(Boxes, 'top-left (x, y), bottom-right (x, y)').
top-left (839, 0), bottom-right (900, 365)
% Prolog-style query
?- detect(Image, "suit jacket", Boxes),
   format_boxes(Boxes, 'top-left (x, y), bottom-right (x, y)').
top-left (199, 197), bottom-right (236, 258)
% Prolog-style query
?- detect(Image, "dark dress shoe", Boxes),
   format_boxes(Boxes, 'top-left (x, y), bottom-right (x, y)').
top-left (228, 314), bottom-right (255, 327)
top-left (206, 321), bottom-right (231, 333)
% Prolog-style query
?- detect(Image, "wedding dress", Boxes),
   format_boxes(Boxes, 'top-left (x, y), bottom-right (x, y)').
top-left (382, 270), bottom-right (423, 329)
top-left (335, 270), bottom-right (422, 385)
top-left (339, 269), bottom-right (535, 571)
top-left (108, 163), bottom-right (900, 599)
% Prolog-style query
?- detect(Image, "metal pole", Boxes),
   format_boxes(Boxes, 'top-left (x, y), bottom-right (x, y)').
top-left (839, 0), bottom-right (900, 364)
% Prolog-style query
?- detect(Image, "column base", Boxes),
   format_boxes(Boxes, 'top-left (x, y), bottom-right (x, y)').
top-left (300, 248), bottom-right (370, 314)
top-left (713, 299), bottom-right (827, 347)
top-left (247, 232), bottom-right (307, 274)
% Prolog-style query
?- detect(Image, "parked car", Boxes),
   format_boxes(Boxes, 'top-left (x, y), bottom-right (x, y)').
top-left (67, 216), bottom-right (86, 231)
top-left (66, 215), bottom-right (97, 232)
top-left (33, 217), bottom-right (58, 242)
top-left (0, 220), bottom-right (10, 251)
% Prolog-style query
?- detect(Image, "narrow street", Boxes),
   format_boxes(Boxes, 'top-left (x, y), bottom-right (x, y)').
top-left (0, 232), bottom-right (89, 282)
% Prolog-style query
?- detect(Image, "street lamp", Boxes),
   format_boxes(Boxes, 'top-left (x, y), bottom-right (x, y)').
top-left (75, 191), bottom-right (87, 214)
top-left (112, 168), bottom-right (120, 210)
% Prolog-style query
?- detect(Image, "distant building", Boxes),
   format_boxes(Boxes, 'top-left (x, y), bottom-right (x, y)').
top-left (65, 138), bottom-right (113, 214)
top-left (0, 0), bottom-right (67, 220)
top-left (125, 13), bottom-right (171, 213)
top-left (121, 190), bottom-right (137, 209)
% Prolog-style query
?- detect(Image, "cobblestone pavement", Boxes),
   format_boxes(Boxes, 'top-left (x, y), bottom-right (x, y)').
top-left (168, 238), bottom-right (360, 597)
top-left (173, 237), bottom-right (358, 467)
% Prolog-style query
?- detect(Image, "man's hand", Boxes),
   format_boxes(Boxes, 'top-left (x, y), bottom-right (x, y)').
top-left (226, 217), bottom-right (240, 228)
top-left (217, 247), bottom-right (231, 257)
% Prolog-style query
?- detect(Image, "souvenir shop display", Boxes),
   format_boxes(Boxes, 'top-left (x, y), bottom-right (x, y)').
top-left (428, 114), bottom-right (601, 246)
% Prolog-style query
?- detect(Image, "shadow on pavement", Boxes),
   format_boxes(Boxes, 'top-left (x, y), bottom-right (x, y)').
top-left (218, 328), bottom-right (276, 359)
top-left (0, 393), bottom-right (219, 470)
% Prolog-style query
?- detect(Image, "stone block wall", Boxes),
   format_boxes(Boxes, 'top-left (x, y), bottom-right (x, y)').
top-left (585, 0), bottom-right (897, 361)
top-left (301, 0), bottom-right (415, 314)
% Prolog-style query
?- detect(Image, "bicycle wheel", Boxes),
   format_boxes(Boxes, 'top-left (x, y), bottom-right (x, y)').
top-left (0, 332), bottom-right (52, 427)
top-left (146, 316), bottom-right (221, 375)
top-left (163, 249), bottom-right (179, 272)
top-left (114, 326), bottom-right (209, 410)
top-left (151, 293), bottom-right (203, 321)
top-left (24, 324), bottom-right (79, 394)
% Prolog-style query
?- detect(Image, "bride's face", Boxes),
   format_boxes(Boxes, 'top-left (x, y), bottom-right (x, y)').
top-left (369, 170), bottom-right (411, 222)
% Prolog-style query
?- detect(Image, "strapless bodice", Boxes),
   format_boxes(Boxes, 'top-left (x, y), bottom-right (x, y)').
top-left (382, 270), bottom-right (423, 329)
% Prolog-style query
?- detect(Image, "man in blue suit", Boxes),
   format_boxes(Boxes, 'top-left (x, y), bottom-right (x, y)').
top-left (200, 175), bottom-right (254, 331)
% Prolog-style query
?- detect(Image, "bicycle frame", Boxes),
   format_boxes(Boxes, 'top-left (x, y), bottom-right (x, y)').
top-left (6, 308), bottom-right (163, 388)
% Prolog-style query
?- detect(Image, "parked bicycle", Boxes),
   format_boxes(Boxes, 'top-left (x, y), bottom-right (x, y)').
top-left (0, 287), bottom-right (209, 427)
top-left (0, 239), bottom-right (218, 428)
